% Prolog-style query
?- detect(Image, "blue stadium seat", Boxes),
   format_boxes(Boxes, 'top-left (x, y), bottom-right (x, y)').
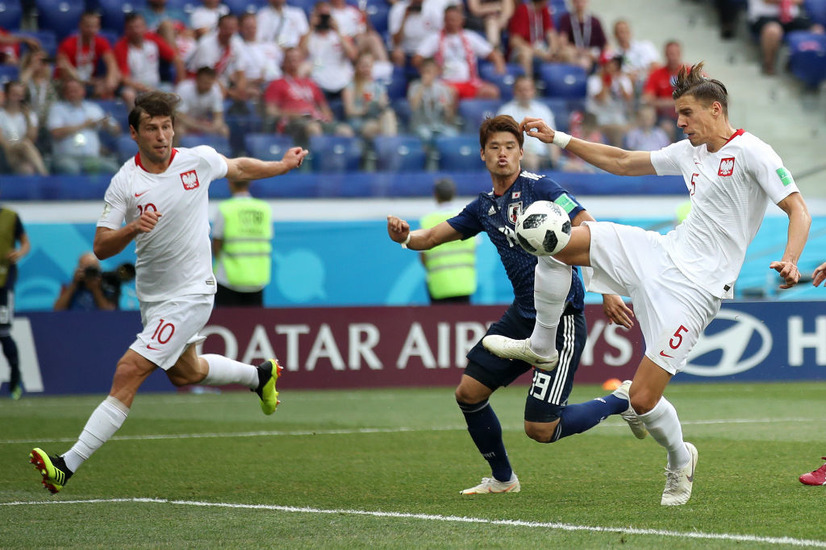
top-left (18, 30), bottom-right (57, 57)
top-left (391, 97), bottom-right (412, 130)
top-left (96, 0), bottom-right (146, 33)
top-left (478, 62), bottom-right (525, 101)
top-left (374, 134), bottom-right (426, 172)
top-left (180, 134), bottom-right (233, 156)
top-left (805, 0), bottom-right (826, 26)
top-left (244, 133), bottom-right (294, 161)
top-left (34, 0), bottom-right (84, 41)
top-left (434, 134), bottom-right (482, 171)
top-left (385, 67), bottom-right (408, 101)
top-left (457, 98), bottom-right (502, 131)
top-left (365, 2), bottom-right (389, 35)
top-left (308, 135), bottom-right (363, 172)
top-left (0, 0), bottom-right (23, 30)
top-left (224, 0), bottom-right (266, 15)
top-left (787, 31), bottom-right (826, 88)
top-left (96, 99), bottom-right (130, 131)
top-left (0, 65), bottom-right (19, 84)
top-left (538, 62), bottom-right (587, 99)
top-left (115, 134), bottom-right (138, 165)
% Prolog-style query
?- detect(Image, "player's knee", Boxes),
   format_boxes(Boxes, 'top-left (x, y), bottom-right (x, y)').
top-left (524, 421), bottom-right (557, 443)
top-left (629, 390), bottom-right (657, 415)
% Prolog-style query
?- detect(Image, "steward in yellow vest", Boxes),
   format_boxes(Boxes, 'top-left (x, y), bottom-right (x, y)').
top-left (212, 179), bottom-right (273, 307)
top-left (419, 178), bottom-right (477, 303)
top-left (0, 205), bottom-right (29, 399)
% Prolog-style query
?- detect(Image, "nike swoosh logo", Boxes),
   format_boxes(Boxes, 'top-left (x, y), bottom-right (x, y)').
top-left (135, 191), bottom-right (148, 197)
top-left (147, 344), bottom-right (161, 350)
top-left (659, 350), bottom-right (673, 358)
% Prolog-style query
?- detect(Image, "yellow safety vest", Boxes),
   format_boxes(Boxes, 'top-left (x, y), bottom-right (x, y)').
top-left (216, 197), bottom-right (272, 288)
top-left (0, 209), bottom-right (17, 288)
top-left (420, 210), bottom-right (477, 300)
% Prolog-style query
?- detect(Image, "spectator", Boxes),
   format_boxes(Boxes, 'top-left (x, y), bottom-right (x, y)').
top-left (300, 2), bottom-right (359, 102)
top-left (187, 14), bottom-right (249, 101)
top-left (406, 57), bottom-right (459, 143)
top-left (55, 11), bottom-right (121, 100)
top-left (174, 66), bottom-right (230, 138)
top-left (624, 104), bottom-right (672, 151)
top-left (413, 5), bottom-right (505, 100)
top-left (0, 195), bottom-right (29, 400)
top-left (497, 75), bottom-right (557, 171)
top-left (560, 111), bottom-right (606, 173)
top-left (507, 0), bottom-right (561, 77)
top-left (19, 50), bottom-right (58, 150)
top-left (586, 53), bottom-right (633, 147)
top-left (140, 0), bottom-right (196, 60)
top-left (256, 0), bottom-right (310, 49)
top-left (388, 0), bottom-right (444, 68)
top-left (114, 13), bottom-right (186, 108)
top-left (53, 252), bottom-right (119, 311)
top-left (748, 0), bottom-right (825, 75)
top-left (419, 178), bottom-right (477, 304)
top-left (47, 78), bottom-right (121, 175)
top-left (190, 0), bottom-right (231, 39)
top-left (556, 0), bottom-right (608, 72)
top-left (642, 40), bottom-right (688, 137)
top-left (211, 178), bottom-right (273, 308)
top-left (263, 47), bottom-right (354, 144)
top-left (0, 81), bottom-right (49, 175)
top-left (612, 19), bottom-right (659, 93)
top-left (237, 13), bottom-right (283, 100)
top-left (0, 29), bottom-right (41, 65)
top-left (330, 0), bottom-right (392, 79)
top-left (342, 52), bottom-right (398, 140)
top-left (465, 0), bottom-right (514, 49)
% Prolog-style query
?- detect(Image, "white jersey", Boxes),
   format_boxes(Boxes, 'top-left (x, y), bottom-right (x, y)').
top-left (98, 146), bottom-right (228, 302)
top-left (651, 130), bottom-right (798, 299)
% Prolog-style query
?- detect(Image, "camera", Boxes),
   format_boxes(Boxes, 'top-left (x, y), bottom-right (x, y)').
top-left (83, 266), bottom-right (102, 279)
top-left (407, 3), bottom-right (422, 12)
top-left (316, 13), bottom-right (332, 30)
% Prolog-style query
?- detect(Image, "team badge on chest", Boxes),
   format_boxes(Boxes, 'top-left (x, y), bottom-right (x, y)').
top-left (507, 201), bottom-right (523, 225)
top-left (180, 170), bottom-right (200, 190)
top-left (718, 157), bottom-right (735, 177)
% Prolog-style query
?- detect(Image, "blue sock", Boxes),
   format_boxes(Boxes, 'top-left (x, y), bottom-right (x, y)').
top-left (552, 394), bottom-right (627, 442)
top-left (457, 399), bottom-right (512, 482)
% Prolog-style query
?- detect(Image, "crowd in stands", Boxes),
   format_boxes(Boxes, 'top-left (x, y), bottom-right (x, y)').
top-left (5, 0), bottom-right (816, 176)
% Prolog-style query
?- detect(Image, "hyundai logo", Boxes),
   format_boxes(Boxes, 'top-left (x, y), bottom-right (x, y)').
top-left (683, 309), bottom-right (772, 377)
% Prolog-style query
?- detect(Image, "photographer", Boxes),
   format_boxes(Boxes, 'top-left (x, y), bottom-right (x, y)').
top-left (53, 252), bottom-right (120, 311)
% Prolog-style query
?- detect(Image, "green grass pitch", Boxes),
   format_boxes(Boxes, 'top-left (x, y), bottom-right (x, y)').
top-left (1, 382), bottom-right (825, 549)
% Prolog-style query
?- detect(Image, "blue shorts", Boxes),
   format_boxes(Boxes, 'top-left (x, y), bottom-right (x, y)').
top-left (465, 303), bottom-right (587, 423)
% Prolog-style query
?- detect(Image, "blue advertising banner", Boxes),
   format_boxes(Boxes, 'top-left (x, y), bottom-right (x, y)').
top-left (3, 301), bottom-right (824, 396)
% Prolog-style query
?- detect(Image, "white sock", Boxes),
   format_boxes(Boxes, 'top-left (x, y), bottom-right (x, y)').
top-left (638, 396), bottom-right (690, 470)
top-left (529, 257), bottom-right (572, 357)
top-left (62, 396), bottom-right (129, 473)
top-left (201, 354), bottom-right (259, 389)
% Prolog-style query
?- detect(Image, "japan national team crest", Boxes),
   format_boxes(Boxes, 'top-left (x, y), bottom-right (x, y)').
top-left (180, 170), bottom-right (200, 190)
top-left (718, 157), bottom-right (735, 177)
top-left (507, 201), bottom-right (523, 225)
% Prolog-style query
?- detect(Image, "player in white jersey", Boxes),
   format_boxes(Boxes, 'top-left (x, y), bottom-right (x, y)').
top-left (485, 62), bottom-right (811, 506)
top-left (28, 91), bottom-right (308, 494)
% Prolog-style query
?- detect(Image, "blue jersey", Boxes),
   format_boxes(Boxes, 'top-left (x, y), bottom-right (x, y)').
top-left (447, 171), bottom-right (586, 318)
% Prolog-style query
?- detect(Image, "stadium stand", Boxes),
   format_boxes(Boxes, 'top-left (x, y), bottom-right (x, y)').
top-left (373, 134), bottom-right (427, 172)
top-left (434, 134), bottom-right (483, 171)
top-left (457, 98), bottom-right (502, 132)
top-left (180, 134), bottom-right (232, 156)
top-left (243, 133), bottom-right (294, 162)
top-left (34, 0), bottom-right (84, 41)
top-left (786, 31), bottom-right (826, 88)
top-left (308, 134), bottom-right (363, 172)
top-left (0, 0), bottom-right (23, 30)
top-left (537, 62), bottom-right (588, 99)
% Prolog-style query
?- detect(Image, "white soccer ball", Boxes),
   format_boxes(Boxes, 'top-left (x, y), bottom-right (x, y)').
top-left (515, 200), bottom-right (572, 256)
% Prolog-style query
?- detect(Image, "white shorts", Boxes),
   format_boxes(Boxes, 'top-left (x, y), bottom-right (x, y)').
top-left (130, 294), bottom-right (214, 371)
top-left (582, 221), bottom-right (721, 375)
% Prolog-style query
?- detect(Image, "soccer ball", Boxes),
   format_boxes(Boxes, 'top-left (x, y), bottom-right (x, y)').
top-left (515, 200), bottom-right (572, 256)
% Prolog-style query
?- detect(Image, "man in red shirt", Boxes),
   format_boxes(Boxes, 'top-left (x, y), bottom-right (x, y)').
top-left (508, 0), bottom-right (560, 76)
top-left (114, 13), bottom-right (186, 108)
top-left (56, 11), bottom-right (121, 99)
top-left (642, 40), bottom-right (688, 136)
top-left (263, 47), bottom-right (353, 144)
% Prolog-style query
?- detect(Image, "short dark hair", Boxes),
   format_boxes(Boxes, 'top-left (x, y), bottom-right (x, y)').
top-left (128, 91), bottom-right (180, 130)
top-left (672, 61), bottom-right (729, 116)
top-left (479, 114), bottom-right (524, 150)
top-left (434, 178), bottom-right (455, 202)
top-left (124, 12), bottom-right (145, 25)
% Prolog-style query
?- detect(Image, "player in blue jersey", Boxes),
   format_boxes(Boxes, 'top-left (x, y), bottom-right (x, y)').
top-left (386, 115), bottom-right (646, 495)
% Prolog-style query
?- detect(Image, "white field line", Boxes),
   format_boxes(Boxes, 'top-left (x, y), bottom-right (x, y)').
top-left (1, 498), bottom-right (824, 548)
top-left (1, 417), bottom-right (816, 445)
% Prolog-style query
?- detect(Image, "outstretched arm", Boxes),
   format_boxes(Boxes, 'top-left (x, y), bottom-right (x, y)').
top-left (519, 116), bottom-right (657, 177)
top-left (770, 192), bottom-right (811, 289)
top-left (223, 147), bottom-right (309, 181)
top-left (387, 216), bottom-right (464, 251)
